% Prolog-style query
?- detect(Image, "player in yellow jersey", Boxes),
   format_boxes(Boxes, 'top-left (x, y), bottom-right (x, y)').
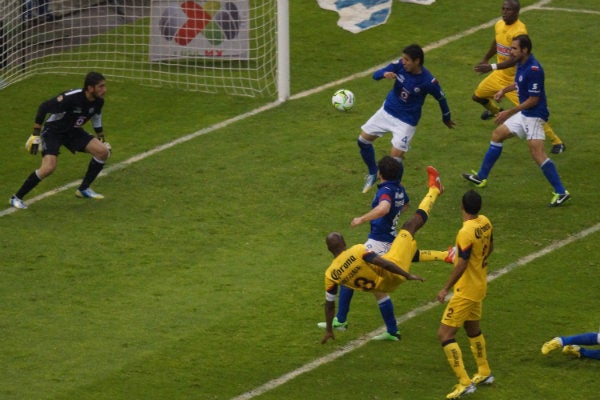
top-left (320, 166), bottom-right (443, 344)
top-left (437, 190), bottom-right (494, 399)
top-left (472, 0), bottom-right (566, 154)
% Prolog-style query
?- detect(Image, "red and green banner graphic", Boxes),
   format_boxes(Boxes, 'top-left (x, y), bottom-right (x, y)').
top-left (150, 0), bottom-right (249, 61)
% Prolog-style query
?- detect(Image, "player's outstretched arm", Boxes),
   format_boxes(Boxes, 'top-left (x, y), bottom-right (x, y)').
top-left (321, 299), bottom-right (336, 344)
top-left (372, 255), bottom-right (424, 282)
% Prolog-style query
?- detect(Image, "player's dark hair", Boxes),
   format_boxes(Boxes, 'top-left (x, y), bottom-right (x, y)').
top-left (462, 190), bottom-right (482, 215)
top-left (403, 44), bottom-right (424, 65)
top-left (378, 156), bottom-right (403, 182)
top-left (84, 72), bottom-right (105, 89)
top-left (513, 34), bottom-right (532, 53)
top-left (507, 0), bottom-right (520, 12)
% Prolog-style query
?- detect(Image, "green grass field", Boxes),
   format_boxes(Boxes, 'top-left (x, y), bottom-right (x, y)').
top-left (1, 1), bottom-right (599, 399)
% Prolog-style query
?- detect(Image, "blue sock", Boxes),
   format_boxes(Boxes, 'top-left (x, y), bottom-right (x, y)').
top-left (478, 142), bottom-right (503, 179)
top-left (377, 296), bottom-right (397, 335)
top-left (357, 138), bottom-right (377, 175)
top-left (562, 332), bottom-right (599, 346)
top-left (540, 159), bottom-right (566, 194)
top-left (580, 348), bottom-right (600, 360)
top-left (336, 286), bottom-right (354, 323)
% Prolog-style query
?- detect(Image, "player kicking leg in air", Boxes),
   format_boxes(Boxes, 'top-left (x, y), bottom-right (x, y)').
top-left (321, 166), bottom-right (444, 345)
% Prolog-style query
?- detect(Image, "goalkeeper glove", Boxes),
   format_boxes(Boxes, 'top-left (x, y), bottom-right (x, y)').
top-left (25, 129), bottom-right (41, 155)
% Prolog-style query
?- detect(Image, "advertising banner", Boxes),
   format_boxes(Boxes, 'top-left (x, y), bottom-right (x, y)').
top-left (150, 0), bottom-right (249, 61)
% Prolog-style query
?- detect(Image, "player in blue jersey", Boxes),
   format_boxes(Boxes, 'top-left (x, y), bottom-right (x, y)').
top-left (358, 43), bottom-right (455, 193)
top-left (542, 331), bottom-right (600, 360)
top-left (9, 72), bottom-right (111, 209)
top-left (318, 157), bottom-right (454, 340)
top-left (462, 35), bottom-right (570, 207)
top-left (321, 165), bottom-right (444, 345)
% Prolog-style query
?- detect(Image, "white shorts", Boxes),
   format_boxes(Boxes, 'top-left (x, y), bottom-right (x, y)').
top-left (504, 113), bottom-right (546, 140)
top-left (361, 107), bottom-right (416, 152)
top-left (364, 238), bottom-right (391, 255)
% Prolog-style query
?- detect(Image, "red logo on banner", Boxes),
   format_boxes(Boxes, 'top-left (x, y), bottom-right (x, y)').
top-left (175, 1), bottom-right (212, 46)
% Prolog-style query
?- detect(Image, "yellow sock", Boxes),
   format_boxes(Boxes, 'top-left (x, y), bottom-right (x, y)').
top-left (443, 341), bottom-right (471, 386)
top-left (469, 334), bottom-right (491, 377)
top-left (543, 123), bottom-right (562, 145)
top-left (417, 188), bottom-right (439, 217)
top-left (484, 101), bottom-right (501, 115)
top-left (418, 249), bottom-right (447, 262)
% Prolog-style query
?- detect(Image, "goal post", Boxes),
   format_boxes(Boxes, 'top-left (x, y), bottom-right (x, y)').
top-left (276, 0), bottom-right (289, 102)
top-left (0, 0), bottom-right (289, 99)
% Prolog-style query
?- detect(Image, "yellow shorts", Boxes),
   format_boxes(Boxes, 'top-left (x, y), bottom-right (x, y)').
top-left (440, 295), bottom-right (483, 328)
top-left (377, 230), bottom-right (417, 292)
top-left (474, 71), bottom-right (518, 106)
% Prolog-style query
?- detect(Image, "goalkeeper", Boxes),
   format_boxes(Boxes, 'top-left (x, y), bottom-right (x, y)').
top-left (9, 72), bottom-right (111, 209)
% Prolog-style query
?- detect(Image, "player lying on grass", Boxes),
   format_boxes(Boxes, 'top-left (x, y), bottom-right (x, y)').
top-left (542, 331), bottom-right (600, 360)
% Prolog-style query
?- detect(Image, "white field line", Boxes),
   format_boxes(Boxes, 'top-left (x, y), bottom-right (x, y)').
top-left (542, 7), bottom-right (600, 15)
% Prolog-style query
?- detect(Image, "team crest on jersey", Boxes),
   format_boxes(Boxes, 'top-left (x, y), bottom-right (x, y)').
top-left (414, 87), bottom-right (421, 93)
top-left (89, 108), bottom-right (95, 114)
top-left (74, 107), bottom-right (82, 114)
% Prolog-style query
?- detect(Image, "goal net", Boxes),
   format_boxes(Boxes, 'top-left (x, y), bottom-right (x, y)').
top-left (0, 0), bottom-right (282, 97)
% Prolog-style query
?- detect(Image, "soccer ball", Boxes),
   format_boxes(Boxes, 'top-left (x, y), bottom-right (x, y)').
top-left (331, 89), bottom-right (355, 111)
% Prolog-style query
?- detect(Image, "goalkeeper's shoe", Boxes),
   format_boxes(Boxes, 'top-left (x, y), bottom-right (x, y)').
top-left (445, 246), bottom-right (456, 264)
top-left (471, 373), bottom-right (494, 386)
top-left (9, 195), bottom-right (27, 209)
top-left (541, 337), bottom-right (563, 355)
top-left (427, 165), bottom-right (444, 194)
top-left (317, 317), bottom-right (348, 331)
top-left (362, 174), bottom-right (377, 193)
top-left (562, 345), bottom-right (581, 358)
top-left (462, 170), bottom-right (487, 188)
top-left (76, 188), bottom-right (104, 199)
top-left (446, 383), bottom-right (476, 399)
top-left (372, 332), bottom-right (401, 341)
top-left (549, 191), bottom-right (570, 207)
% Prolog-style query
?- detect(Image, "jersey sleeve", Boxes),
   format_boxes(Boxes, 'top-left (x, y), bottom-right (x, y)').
top-left (428, 78), bottom-right (451, 122)
top-left (456, 229), bottom-right (473, 261)
top-left (91, 113), bottom-right (103, 133)
top-left (373, 60), bottom-right (400, 80)
top-left (325, 275), bottom-right (338, 297)
top-left (35, 95), bottom-right (65, 125)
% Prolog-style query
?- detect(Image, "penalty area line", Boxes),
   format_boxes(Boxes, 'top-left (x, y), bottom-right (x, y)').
top-left (229, 221), bottom-right (600, 400)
